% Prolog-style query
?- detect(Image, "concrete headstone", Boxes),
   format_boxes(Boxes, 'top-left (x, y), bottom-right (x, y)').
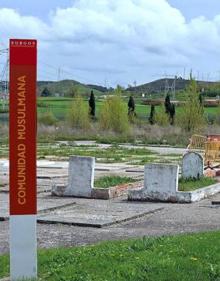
top-left (65, 156), bottom-right (95, 197)
top-left (128, 163), bottom-right (179, 202)
top-left (52, 156), bottom-right (95, 198)
top-left (182, 152), bottom-right (204, 179)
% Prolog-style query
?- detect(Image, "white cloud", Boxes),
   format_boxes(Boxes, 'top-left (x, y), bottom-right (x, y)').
top-left (1, 0), bottom-right (220, 85)
top-left (0, 8), bottom-right (49, 40)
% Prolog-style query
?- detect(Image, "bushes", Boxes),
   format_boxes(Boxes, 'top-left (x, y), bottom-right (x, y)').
top-left (155, 110), bottom-right (169, 126)
top-left (38, 111), bottom-right (57, 126)
top-left (99, 94), bottom-right (130, 134)
top-left (66, 91), bottom-right (129, 134)
top-left (178, 79), bottom-right (205, 132)
top-left (68, 96), bottom-right (90, 129)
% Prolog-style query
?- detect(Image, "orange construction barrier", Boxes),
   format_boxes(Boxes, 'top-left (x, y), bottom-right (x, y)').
top-left (204, 141), bottom-right (220, 165)
top-left (187, 134), bottom-right (207, 150)
top-left (207, 135), bottom-right (220, 141)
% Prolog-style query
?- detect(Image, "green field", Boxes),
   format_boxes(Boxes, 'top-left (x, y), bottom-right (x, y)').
top-left (37, 97), bottom-right (220, 121)
top-left (0, 97), bottom-right (219, 123)
top-left (1, 231), bottom-right (220, 281)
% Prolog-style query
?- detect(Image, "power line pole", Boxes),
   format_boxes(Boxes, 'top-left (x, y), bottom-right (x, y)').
top-left (0, 48), bottom-right (9, 111)
top-left (57, 67), bottom-right (61, 81)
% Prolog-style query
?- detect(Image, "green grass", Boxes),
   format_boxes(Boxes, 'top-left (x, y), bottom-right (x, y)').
top-left (1, 231), bottom-right (220, 280)
top-left (37, 144), bottom-right (158, 164)
top-left (0, 142), bottom-right (181, 165)
top-left (94, 176), bottom-right (136, 188)
top-left (36, 97), bottom-right (220, 121)
top-left (178, 177), bottom-right (217, 191)
top-left (1, 96), bottom-right (220, 119)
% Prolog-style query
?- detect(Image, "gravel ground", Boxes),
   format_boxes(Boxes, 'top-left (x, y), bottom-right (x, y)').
top-left (1, 194), bottom-right (220, 255)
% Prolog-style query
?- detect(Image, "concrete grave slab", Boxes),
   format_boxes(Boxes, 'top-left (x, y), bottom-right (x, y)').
top-left (182, 152), bottom-right (204, 179)
top-left (0, 193), bottom-right (76, 220)
top-left (38, 197), bottom-right (163, 227)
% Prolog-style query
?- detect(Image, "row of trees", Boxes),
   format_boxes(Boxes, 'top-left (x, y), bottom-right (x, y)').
top-left (69, 88), bottom-right (129, 133)
top-left (41, 78), bottom-right (205, 134)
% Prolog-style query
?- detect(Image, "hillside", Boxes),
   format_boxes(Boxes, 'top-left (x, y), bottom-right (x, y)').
top-left (1, 78), bottom-right (219, 97)
top-left (37, 80), bottom-right (104, 96)
top-left (127, 78), bottom-right (218, 94)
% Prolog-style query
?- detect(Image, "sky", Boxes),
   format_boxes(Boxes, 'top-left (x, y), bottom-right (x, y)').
top-left (0, 0), bottom-right (220, 86)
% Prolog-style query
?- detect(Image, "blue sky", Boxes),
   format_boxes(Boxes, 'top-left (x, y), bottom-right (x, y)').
top-left (0, 0), bottom-right (220, 86)
top-left (1, 0), bottom-right (220, 22)
top-left (0, 0), bottom-right (73, 20)
top-left (168, 0), bottom-right (220, 21)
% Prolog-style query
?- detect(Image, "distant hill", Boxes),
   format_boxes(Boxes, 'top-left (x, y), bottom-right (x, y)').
top-left (126, 78), bottom-right (218, 94)
top-left (0, 79), bottom-right (104, 97)
top-left (86, 84), bottom-right (108, 93)
top-left (37, 79), bottom-right (104, 96)
top-left (1, 78), bottom-right (219, 97)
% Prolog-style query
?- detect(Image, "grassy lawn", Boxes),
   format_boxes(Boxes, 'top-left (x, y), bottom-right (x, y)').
top-left (1, 231), bottom-right (220, 280)
top-left (94, 176), bottom-right (137, 188)
top-left (36, 97), bottom-right (220, 121)
top-left (178, 177), bottom-right (217, 191)
top-left (1, 96), bottom-right (220, 121)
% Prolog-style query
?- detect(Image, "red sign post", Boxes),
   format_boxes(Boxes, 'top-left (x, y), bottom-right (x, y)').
top-left (9, 39), bottom-right (37, 280)
top-left (10, 39), bottom-right (37, 215)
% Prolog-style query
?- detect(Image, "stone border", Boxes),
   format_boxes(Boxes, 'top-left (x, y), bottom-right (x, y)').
top-left (92, 181), bottom-right (143, 200)
top-left (53, 181), bottom-right (143, 200)
top-left (176, 183), bottom-right (220, 203)
top-left (130, 183), bottom-right (220, 203)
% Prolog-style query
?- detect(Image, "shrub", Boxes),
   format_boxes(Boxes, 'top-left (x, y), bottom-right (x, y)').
top-left (99, 92), bottom-right (130, 134)
top-left (66, 84), bottom-right (79, 98)
top-left (38, 111), bottom-right (57, 126)
top-left (68, 96), bottom-right (90, 129)
top-left (155, 110), bottom-right (169, 126)
top-left (178, 79), bottom-right (205, 132)
top-left (41, 87), bottom-right (52, 97)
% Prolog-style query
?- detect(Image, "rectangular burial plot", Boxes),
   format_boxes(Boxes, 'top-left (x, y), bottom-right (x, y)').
top-left (38, 198), bottom-right (163, 228)
top-left (0, 193), bottom-right (76, 220)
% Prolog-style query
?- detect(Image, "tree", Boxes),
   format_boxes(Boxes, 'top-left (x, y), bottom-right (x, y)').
top-left (164, 94), bottom-right (171, 114)
top-left (89, 90), bottom-right (96, 118)
top-left (99, 89), bottom-right (130, 134)
top-left (67, 84), bottom-right (79, 98)
top-left (169, 103), bottom-right (175, 125)
top-left (149, 105), bottom-right (155, 125)
top-left (68, 95), bottom-right (90, 129)
top-left (41, 87), bottom-right (51, 97)
top-left (178, 78), bottom-right (205, 132)
top-left (199, 91), bottom-right (203, 106)
top-left (164, 94), bottom-right (176, 125)
top-left (128, 96), bottom-right (135, 115)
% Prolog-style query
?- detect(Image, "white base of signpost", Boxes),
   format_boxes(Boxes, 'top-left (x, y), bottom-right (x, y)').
top-left (10, 215), bottom-right (37, 280)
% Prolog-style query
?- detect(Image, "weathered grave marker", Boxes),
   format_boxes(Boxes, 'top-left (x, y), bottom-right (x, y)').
top-left (52, 156), bottom-right (95, 197)
top-left (182, 152), bottom-right (204, 179)
top-left (128, 163), bottom-right (179, 202)
top-left (9, 39), bottom-right (37, 280)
